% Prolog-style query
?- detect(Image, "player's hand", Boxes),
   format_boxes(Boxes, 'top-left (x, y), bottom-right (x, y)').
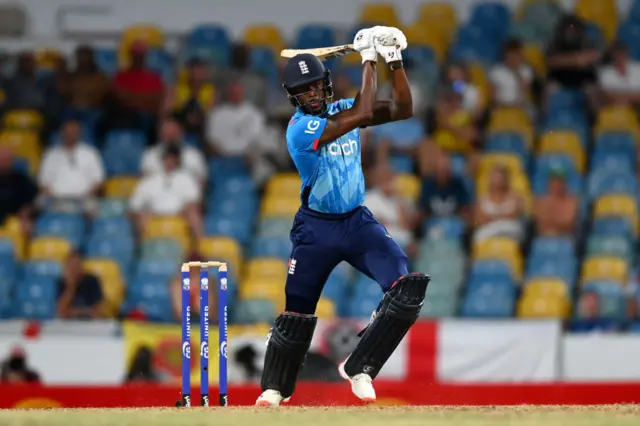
top-left (372, 26), bottom-right (408, 50)
top-left (374, 29), bottom-right (406, 64)
top-left (353, 28), bottom-right (377, 63)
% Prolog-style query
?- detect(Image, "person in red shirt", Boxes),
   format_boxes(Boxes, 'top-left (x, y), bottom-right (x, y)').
top-left (97, 40), bottom-right (164, 145)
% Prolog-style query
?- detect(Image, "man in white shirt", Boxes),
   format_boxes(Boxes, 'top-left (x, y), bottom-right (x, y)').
top-left (363, 163), bottom-right (416, 250)
top-left (130, 145), bottom-right (204, 238)
top-left (141, 117), bottom-right (207, 184)
top-left (489, 38), bottom-right (534, 108)
top-left (38, 119), bottom-right (105, 210)
top-left (598, 41), bottom-right (640, 106)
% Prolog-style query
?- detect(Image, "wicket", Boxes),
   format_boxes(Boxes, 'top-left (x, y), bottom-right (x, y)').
top-left (178, 261), bottom-right (229, 407)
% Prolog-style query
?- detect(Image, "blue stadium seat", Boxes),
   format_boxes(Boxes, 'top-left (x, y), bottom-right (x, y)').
top-left (140, 238), bottom-right (184, 262)
top-left (257, 217), bottom-right (294, 238)
top-left (35, 213), bottom-right (86, 248)
top-left (581, 281), bottom-right (625, 319)
top-left (14, 276), bottom-right (58, 320)
top-left (22, 260), bottom-right (62, 280)
top-left (588, 170), bottom-right (637, 200)
top-left (146, 49), bottom-right (174, 83)
top-left (233, 299), bottom-right (276, 324)
top-left (204, 217), bottom-right (252, 244)
top-left (591, 217), bottom-right (635, 239)
top-left (90, 216), bottom-right (133, 237)
top-left (84, 234), bottom-right (135, 271)
top-left (206, 195), bottom-right (257, 220)
top-left (388, 155), bottom-right (414, 173)
top-left (594, 132), bottom-right (636, 160)
top-left (208, 158), bottom-right (250, 183)
top-left (250, 47), bottom-right (277, 81)
top-left (461, 280), bottom-right (515, 317)
top-left (211, 175), bottom-right (256, 197)
top-left (590, 154), bottom-right (634, 176)
top-left (134, 259), bottom-right (178, 281)
top-left (98, 198), bottom-right (128, 218)
top-left (547, 90), bottom-right (589, 121)
top-left (525, 256), bottom-right (576, 287)
top-left (251, 236), bottom-right (292, 259)
top-left (469, 260), bottom-right (515, 281)
top-left (423, 216), bottom-right (465, 240)
top-left (104, 129), bottom-right (146, 152)
top-left (469, 2), bottom-right (511, 40)
top-left (486, 132), bottom-right (529, 163)
top-left (129, 274), bottom-right (174, 322)
top-left (295, 24), bottom-right (336, 49)
top-left (542, 113), bottom-right (589, 145)
top-left (94, 48), bottom-right (118, 76)
top-left (185, 24), bottom-right (231, 67)
top-left (530, 237), bottom-right (575, 259)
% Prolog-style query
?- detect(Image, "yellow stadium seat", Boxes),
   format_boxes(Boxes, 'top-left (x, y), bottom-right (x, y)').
top-left (581, 257), bottom-right (628, 285)
top-left (417, 3), bottom-right (457, 43)
top-left (266, 173), bottom-right (302, 197)
top-left (243, 25), bottom-right (285, 52)
top-left (524, 278), bottom-right (570, 298)
top-left (105, 177), bottom-right (139, 198)
top-left (0, 131), bottom-right (41, 175)
top-left (360, 3), bottom-right (400, 27)
top-left (517, 293), bottom-right (570, 318)
top-left (403, 24), bottom-right (447, 61)
top-left (316, 297), bottom-right (336, 319)
top-left (83, 258), bottom-right (125, 316)
top-left (538, 131), bottom-right (585, 174)
top-left (29, 237), bottom-right (71, 262)
top-left (595, 106), bottom-right (640, 139)
top-left (575, 0), bottom-right (618, 42)
top-left (34, 48), bottom-right (62, 71)
top-left (478, 153), bottom-right (525, 177)
top-left (487, 108), bottom-right (534, 145)
top-left (524, 43), bottom-right (546, 77)
top-left (2, 110), bottom-right (43, 131)
top-left (239, 278), bottom-right (284, 310)
top-left (0, 216), bottom-right (25, 260)
top-left (395, 173), bottom-right (420, 201)
top-left (175, 83), bottom-right (215, 111)
top-left (144, 216), bottom-right (189, 240)
top-left (198, 237), bottom-right (242, 277)
top-left (245, 258), bottom-right (287, 281)
top-left (119, 24), bottom-right (165, 66)
top-left (594, 195), bottom-right (638, 235)
top-left (261, 197), bottom-right (301, 218)
top-left (472, 237), bottom-right (523, 279)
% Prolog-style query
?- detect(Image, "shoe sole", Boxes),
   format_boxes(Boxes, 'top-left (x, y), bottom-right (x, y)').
top-left (338, 361), bottom-right (376, 404)
top-left (255, 395), bottom-right (291, 407)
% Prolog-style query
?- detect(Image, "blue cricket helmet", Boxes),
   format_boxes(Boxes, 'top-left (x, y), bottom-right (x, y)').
top-left (282, 53), bottom-right (333, 115)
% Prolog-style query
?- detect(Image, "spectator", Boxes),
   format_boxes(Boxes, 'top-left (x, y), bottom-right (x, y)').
top-left (534, 168), bottom-right (578, 236)
top-left (598, 41), bottom-right (640, 107)
top-left (442, 62), bottom-right (483, 120)
top-left (141, 117), bottom-right (207, 184)
top-left (57, 251), bottom-right (106, 319)
top-left (489, 38), bottom-right (534, 110)
top-left (373, 103), bottom-right (426, 167)
top-left (100, 41), bottom-right (164, 142)
top-left (427, 87), bottom-right (478, 161)
top-left (0, 346), bottom-right (40, 383)
top-left (38, 119), bottom-right (105, 209)
top-left (3, 51), bottom-right (46, 111)
top-left (125, 346), bottom-right (159, 383)
top-left (364, 163), bottom-right (416, 250)
top-left (130, 145), bottom-right (203, 238)
top-left (473, 166), bottom-right (525, 244)
top-left (164, 58), bottom-right (214, 138)
top-left (222, 43), bottom-right (268, 108)
top-left (546, 15), bottom-right (599, 97)
top-left (418, 154), bottom-right (471, 223)
top-left (0, 147), bottom-right (36, 233)
top-left (570, 290), bottom-right (620, 333)
top-left (68, 45), bottom-right (110, 111)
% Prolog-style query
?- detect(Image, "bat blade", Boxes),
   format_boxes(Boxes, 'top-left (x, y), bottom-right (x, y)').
top-left (280, 44), bottom-right (356, 61)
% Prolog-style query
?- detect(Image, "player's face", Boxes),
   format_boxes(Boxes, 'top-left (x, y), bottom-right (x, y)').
top-left (298, 80), bottom-right (327, 114)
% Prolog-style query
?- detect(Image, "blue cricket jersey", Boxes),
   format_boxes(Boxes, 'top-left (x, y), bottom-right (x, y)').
top-left (286, 98), bottom-right (366, 214)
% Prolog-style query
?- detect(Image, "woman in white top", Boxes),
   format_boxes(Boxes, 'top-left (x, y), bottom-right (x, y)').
top-left (473, 165), bottom-right (525, 244)
top-left (489, 38), bottom-right (534, 108)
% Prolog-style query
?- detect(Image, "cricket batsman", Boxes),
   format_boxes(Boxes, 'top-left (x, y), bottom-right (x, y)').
top-left (256, 26), bottom-right (430, 406)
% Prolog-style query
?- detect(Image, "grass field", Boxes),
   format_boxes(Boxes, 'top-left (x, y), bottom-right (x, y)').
top-left (1, 406), bottom-right (640, 426)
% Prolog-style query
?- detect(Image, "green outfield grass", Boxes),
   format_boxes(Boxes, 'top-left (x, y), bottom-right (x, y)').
top-left (1, 406), bottom-right (639, 426)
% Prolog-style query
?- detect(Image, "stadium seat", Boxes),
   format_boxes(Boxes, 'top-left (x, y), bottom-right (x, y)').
top-left (472, 237), bottom-right (523, 279)
top-left (97, 198), bottom-right (128, 218)
top-left (198, 236), bottom-right (242, 276)
top-left (250, 47), bottom-right (277, 81)
top-left (94, 48), bottom-right (118, 75)
top-left (581, 281), bottom-right (625, 319)
top-left (526, 256), bottom-right (577, 288)
top-left (29, 237), bottom-right (72, 262)
top-left (295, 24), bottom-right (336, 49)
top-left (105, 177), bottom-right (139, 198)
top-left (22, 260), bottom-right (62, 280)
top-left (469, 260), bottom-right (514, 281)
top-left (141, 238), bottom-right (184, 262)
top-left (581, 257), bottom-right (628, 286)
top-left (523, 43), bottom-right (546, 76)
top-left (359, 3), bottom-right (400, 27)
top-left (266, 173), bottom-right (302, 198)
top-left (538, 131), bottom-right (585, 173)
top-left (0, 131), bottom-right (41, 175)
top-left (257, 217), bottom-right (293, 238)
top-left (402, 25), bottom-right (447, 61)
top-left (417, 2), bottom-right (457, 42)
top-left (530, 237), bottom-right (574, 258)
top-left (35, 213), bottom-right (86, 249)
top-left (185, 24), bottom-right (231, 67)
top-left (593, 194), bottom-right (638, 235)
top-left (251, 236), bottom-right (292, 259)
top-left (586, 236), bottom-right (633, 262)
top-left (591, 217), bottom-right (634, 239)
top-left (2, 110), bottom-right (43, 131)
top-left (461, 279), bottom-right (516, 317)
top-left (595, 106), bottom-right (640, 138)
top-left (588, 170), bottom-right (637, 200)
top-left (485, 132), bottom-right (529, 163)
top-left (316, 297), bottom-right (336, 319)
top-left (85, 234), bottom-right (135, 271)
top-left (90, 216), bottom-right (133, 237)
top-left (239, 278), bottom-right (284, 310)
top-left (143, 216), bottom-right (191, 251)
top-left (469, 2), bottom-right (511, 40)
top-left (487, 108), bottom-right (534, 145)
top-left (243, 24), bottom-right (285, 52)
top-left (83, 258), bottom-right (125, 316)
top-left (233, 299), bottom-right (276, 324)
top-left (575, 0), bottom-right (618, 42)
top-left (119, 24), bottom-right (165, 66)
top-left (245, 258), bottom-right (287, 281)
top-left (517, 292), bottom-right (570, 318)
top-left (14, 276), bottom-right (57, 320)
top-left (0, 217), bottom-right (25, 260)
top-left (261, 196), bottom-right (300, 219)
top-left (478, 153), bottom-right (525, 177)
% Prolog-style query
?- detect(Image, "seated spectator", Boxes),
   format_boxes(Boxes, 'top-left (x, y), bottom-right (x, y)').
top-left (206, 81), bottom-right (273, 184)
top-left (569, 290), bottom-right (621, 333)
top-left (373, 105), bottom-right (426, 167)
top-left (534, 168), bottom-right (578, 236)
top-left (38, 119), bottom-right (105, 212)
top-left (0, 147), bottom-right (37, 233)
top-left (218, 43), bottom-right (268, 108)
top-left (490, 38), bottom-right (534, 110)
top-left (428, 87), bottom-right (478, 161)
top-left (473, 166), bottom-right (525, 244)
top-left (57, 251), bottom-right (106, 319)
top-left (546, 15), bottom-right (599, 101)
top-left (3, 51), bottom-right (47, 112)
top-left (99, 41), bottom-right (164, 141)
top-left (141, 117), bottom-right (207, 184)
top-left (598, 41), bottom-right (640, 107)
top-left (68, 45), bottom-right (110, 112)
top-left (163, 58), bottom-right (214, 138)
top-left (442, 62), bottom-right (483, 121)
top-left (364, 163), bottom-right (416, 250)
top-left (418, 154), bottom-right (471, 223)
top-left (130, 145), bottom-right (203, 238)
top-left (0, 346), bottom-right (40, 383)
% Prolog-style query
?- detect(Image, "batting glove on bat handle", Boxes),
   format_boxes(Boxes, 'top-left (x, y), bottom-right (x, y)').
top-left (360, 46), bottom-right (377, 64)
top-left (376, 42), bottom-right (403, 64)
top-left (353, 28), bottom-right (374, 52)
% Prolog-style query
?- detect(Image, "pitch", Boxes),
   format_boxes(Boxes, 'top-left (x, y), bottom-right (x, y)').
top-left (1, 406), bottom-right (639, 426)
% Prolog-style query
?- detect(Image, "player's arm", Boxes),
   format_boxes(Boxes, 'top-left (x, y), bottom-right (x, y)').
top-left (316, 60), bottom-right (377, 144)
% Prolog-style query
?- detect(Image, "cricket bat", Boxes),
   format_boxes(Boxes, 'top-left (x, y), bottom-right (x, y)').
top-left (280, 44), bottom-right (356, 61)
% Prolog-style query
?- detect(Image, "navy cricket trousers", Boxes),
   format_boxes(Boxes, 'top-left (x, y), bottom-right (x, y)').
top-left (285, 205), bottom-right (409, 314)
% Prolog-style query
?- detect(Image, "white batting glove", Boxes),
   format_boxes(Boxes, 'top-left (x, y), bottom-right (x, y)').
top-left (353, 28), bottom-right (377, 63)
top-left (372, 26), bottom-right (408, 50)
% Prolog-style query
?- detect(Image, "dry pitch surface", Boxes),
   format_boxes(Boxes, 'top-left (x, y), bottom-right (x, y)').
top-left (1, 406), bottom-right (640, 426)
